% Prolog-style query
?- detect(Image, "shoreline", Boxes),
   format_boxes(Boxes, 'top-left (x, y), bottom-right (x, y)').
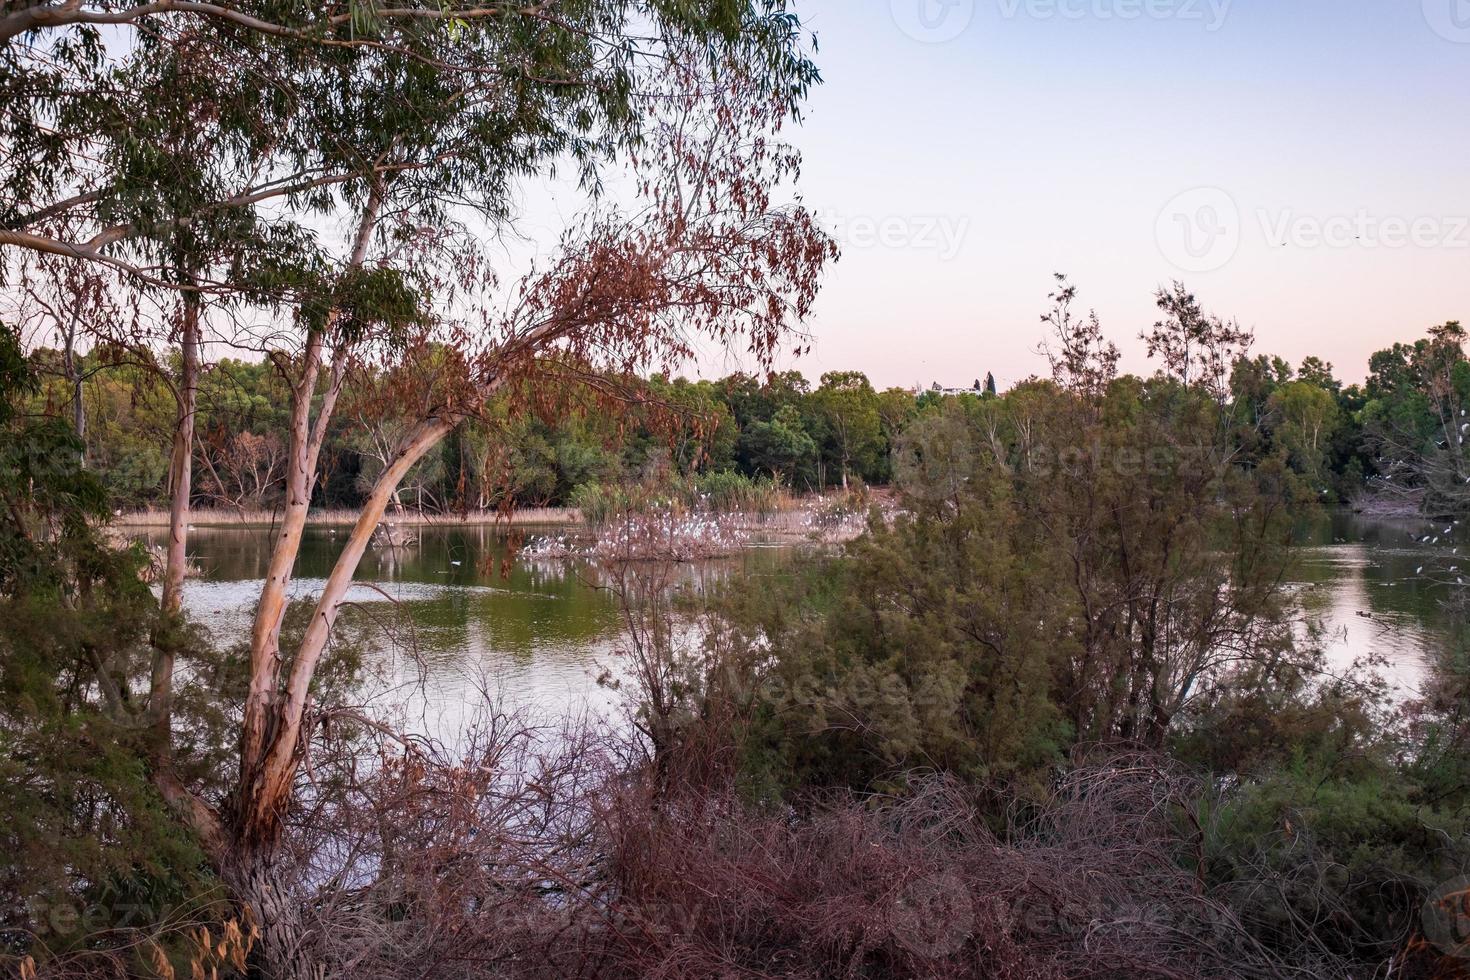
top-left (115, 507), bottom-right (583, 528)
top-left (113, 494), bottom-right (877, 545)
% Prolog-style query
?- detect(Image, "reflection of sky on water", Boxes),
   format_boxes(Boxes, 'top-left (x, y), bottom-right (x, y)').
top-left (1294, 545), bottom-right (1435, 701)
top-left (129, 523), bottom-right (786, 743)
top-left (167, 575), bottom-right (616, 743)
top-left (1293, 512), bottom-right (1470, 703)
top-left (126, 513), bottom-right (1470, 741)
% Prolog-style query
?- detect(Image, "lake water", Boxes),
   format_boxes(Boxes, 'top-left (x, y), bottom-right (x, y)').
top-left (1295, 511), bottom-right (1466, 701)
top-left (128, 511), bottom-right (1466, 735)
top-left (132, 522), bottom-right (794, 737)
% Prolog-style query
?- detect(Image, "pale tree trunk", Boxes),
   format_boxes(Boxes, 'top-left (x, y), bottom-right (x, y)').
top-left (241, 338), bottom-right (345, 774)
top-left (61, 320), bottom-right (85, 453)
top-left (242, 190), bottom-right (378, 782)
top-left (160, 295), bottom-right (200, 617)
top-left (237, 414), bottom-right (457, 851)
top-left (149, 294), bottom-right (200, 754)
top-left (226, 196), bottom-right (384, 980)
top-left (226, 415), bottom-right (457, 979)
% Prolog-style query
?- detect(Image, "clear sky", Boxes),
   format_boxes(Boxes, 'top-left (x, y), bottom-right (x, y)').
top-left (748, 0), bottom-right (1470, 391)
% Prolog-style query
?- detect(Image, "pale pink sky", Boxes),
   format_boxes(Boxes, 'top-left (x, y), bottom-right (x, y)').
top-left (741, 0), bottom-right (1470, 391)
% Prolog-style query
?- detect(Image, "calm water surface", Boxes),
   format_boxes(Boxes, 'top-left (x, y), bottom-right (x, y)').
top-left (1296, 512), bottom-right (1468, 701)
top-left (128, 512), bottom-right (1466, 734)
top-left (130, 522), bottom-right (792, 736)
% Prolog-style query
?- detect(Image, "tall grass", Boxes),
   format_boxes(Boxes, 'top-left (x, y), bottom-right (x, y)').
top-left (570, 472), bottom-right (781, 527)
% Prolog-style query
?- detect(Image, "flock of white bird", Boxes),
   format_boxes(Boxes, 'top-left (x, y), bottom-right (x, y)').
top-left (1410, 519), bottom-right (1465, 586)
top-left (521, 508), bottom-right (752, 563)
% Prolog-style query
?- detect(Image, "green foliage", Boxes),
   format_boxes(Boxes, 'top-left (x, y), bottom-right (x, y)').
top-left (1205, 763), bottom-right (1468, 964)
top-left (1358, 322), bottom-right (1470, 514)
top-left (0, 324), bottom-right (221, 955)
top-left (1267, 380), bottom-right (1341, 486)
top-left (738, 404), bottom-right (818, 487)
top-left (729, 483), bottom-right (1070, 796)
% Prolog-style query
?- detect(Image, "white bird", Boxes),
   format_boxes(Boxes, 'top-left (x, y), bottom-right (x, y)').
top-left (1417, 566), bottom-right (1425, 574)
top-left (450, 560), bottom-right (462, 567)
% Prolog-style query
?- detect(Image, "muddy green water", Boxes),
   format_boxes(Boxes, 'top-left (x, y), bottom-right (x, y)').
top-left (127, 511), bottom-right (1464, 733)
top-left (129, 522), bottom-right (791, 735)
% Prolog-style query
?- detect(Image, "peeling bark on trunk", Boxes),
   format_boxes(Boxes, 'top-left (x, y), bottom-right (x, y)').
top-left (242, 339), bottom-right (346, 777)
top-left (231, 858), bottom-right (321, 980)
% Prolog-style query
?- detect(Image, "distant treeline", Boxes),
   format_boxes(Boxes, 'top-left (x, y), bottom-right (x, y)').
top-left (21, 318), bottom-right (1470, 515)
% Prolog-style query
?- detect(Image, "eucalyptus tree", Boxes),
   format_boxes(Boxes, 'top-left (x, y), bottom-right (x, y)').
top-left (1266, 379), bottom-right (1340, 486)
top-left (5, 3), bottom-right (834, 972)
